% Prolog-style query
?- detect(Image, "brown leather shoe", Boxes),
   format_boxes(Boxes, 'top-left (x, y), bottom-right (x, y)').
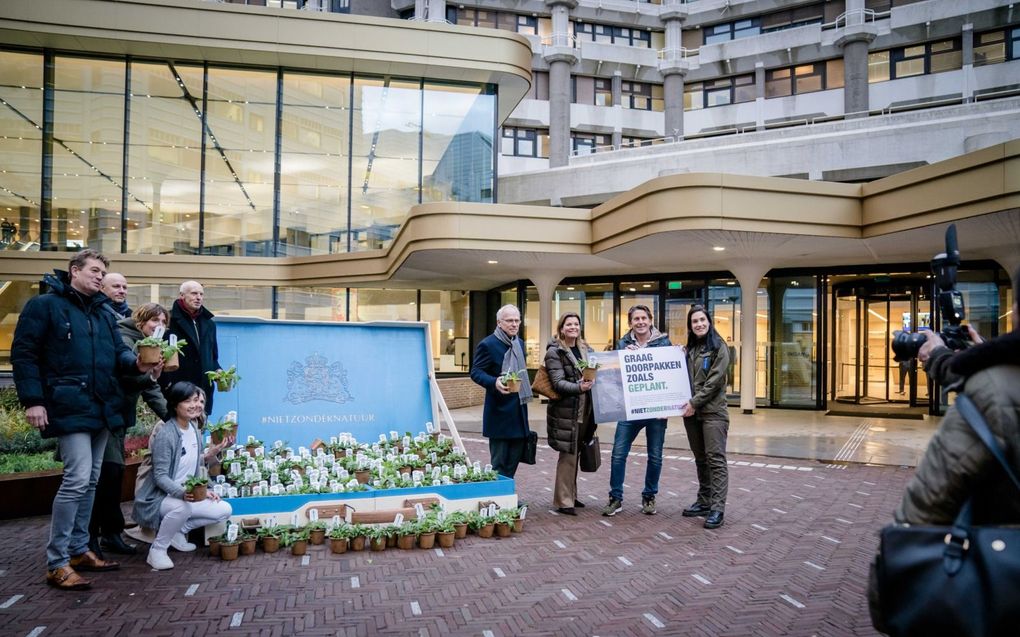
top-left (46, 566), bottom-right (91, 590)
top-left (69, 550), bottom-right (119, 572)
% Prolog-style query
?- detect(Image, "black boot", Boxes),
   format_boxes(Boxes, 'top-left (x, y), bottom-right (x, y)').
top-left (100, 534), bottom-right (137, 555)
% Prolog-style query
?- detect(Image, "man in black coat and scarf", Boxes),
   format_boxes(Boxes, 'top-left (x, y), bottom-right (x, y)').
top-left (160, 280), bottom-right (221, 415)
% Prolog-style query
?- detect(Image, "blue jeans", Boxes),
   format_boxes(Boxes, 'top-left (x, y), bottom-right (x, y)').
top-left (47, 429), bottom-right (109, 570)
top-left (608, 418), bottom-right (666, 502)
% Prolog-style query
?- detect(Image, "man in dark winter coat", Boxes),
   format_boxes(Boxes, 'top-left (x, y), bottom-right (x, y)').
top-left (470, 304), bottom-right (532, 478)
top-left (12, 250), bottom-right (160, 590)
top-left (160, 280), bottom-right (221, 415)
top-left (100, 272), bottom-right (130, 319)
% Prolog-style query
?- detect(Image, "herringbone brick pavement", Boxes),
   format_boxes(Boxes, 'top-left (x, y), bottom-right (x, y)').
top-left (0, 438), bottom-right (912, 636)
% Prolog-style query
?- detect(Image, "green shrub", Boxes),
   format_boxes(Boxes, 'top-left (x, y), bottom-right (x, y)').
top-left (0, 452), bottom-right (63, 474)
top-left (0, 405), bottom-right (57, 455)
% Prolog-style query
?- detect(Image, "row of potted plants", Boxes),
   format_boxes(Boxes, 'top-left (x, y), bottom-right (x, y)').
top-left (199, 430), bottom-right (499, 500)
top-left (207, 507), bottom-right (526, 561)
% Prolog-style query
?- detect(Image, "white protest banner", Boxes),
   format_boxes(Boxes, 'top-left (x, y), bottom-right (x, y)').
top-left (592, 347), bottom-right (692, 422)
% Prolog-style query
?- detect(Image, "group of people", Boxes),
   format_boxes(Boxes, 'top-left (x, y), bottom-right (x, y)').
top-left (11, 249), bottom-right (233, 590)
top-left (470, 303), bottom-right (732, 528)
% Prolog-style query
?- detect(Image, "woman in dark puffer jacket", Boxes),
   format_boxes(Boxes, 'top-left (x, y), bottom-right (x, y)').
top-left (545, 312), bottom-right (597, 516)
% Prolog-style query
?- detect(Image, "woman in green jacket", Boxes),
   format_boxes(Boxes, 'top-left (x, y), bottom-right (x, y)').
top-left (681, 305), bottom-right (731, 529)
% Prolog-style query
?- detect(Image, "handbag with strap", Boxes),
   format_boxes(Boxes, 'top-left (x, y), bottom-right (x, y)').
top-left (869, 393), bottom-right (1020, 637)
top-left (530, 365), bottom-right (561, 401)
top-left (578, 434), bottom-right (601, 473)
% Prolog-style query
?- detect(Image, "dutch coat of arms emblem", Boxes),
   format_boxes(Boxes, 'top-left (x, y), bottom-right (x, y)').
top-left (284, 353), bottom-right (354, 404)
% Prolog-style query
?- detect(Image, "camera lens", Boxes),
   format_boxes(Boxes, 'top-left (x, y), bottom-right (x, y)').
top-left (891, 330), bottom-right (927, 362)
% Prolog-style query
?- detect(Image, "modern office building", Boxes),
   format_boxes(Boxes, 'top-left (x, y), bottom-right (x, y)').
top-left (0, 0), bottom-right (1017, 417)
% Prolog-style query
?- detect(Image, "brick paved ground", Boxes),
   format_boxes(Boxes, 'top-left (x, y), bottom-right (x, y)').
top-left (0, 438), bottom-right (913, 636)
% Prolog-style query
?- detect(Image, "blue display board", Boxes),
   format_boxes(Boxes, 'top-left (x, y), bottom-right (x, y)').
top-left (210, 318), bottom-right (436, 449)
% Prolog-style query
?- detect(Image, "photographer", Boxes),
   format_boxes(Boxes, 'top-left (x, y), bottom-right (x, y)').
top-left (894, 264), bottom-right (1020, 527)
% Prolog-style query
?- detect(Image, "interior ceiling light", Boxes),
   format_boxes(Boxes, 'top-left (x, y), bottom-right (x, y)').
top-left (487, 260), bottom-right (498, 264)
top-left (713, 246), bottom-right (726, 251)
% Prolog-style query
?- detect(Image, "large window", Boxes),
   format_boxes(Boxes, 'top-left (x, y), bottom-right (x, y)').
top-left (573, 22), bottom-right (653, 48)
top-left (974, 27), bottom-right (1020, 66)
top-left (279, 72), bottom-right (350, 256)
top-left (703, 4), bottom-right (824, 45)
top-left (868, 38), bottom-right (963, 82)
top-left (0, 51), bottom-right (43, 248)
top-left (448, 8), bottom-right (549, 36)
top-left (51, 56), bottom-right (125, 253)
top-left (571, 132), bottom-right (612, 155)
top-left (687, 75), bottom-right (755, 109)
top-left (770, 276), bottom-right (817, 407)
top-left (765, 60), bottom-right (844, 98)
top-left (501, 127), bottom-right (549, 158)
top-left (622, 81), bottom-right (664, 111)
top-left (0, 51), bottom-right (496, 256)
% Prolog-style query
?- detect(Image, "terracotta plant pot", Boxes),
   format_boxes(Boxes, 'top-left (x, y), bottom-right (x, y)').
top-left (581, 367), bottom-right (597, 381)
top-left (220, 543), bottom-right (240, 561)
top-left (163, 351), bottom-right (180, 372)
top-left (188, 484), bottom-right (208, 501)
top-left (506, 379), bottom-right (521, 393)
top-left (137, 344), bottom-right (162, 365)
top-left (208, 538), bottom-right (221, 557)
top-left (453, 523), bottom-right (468, 539)
top-left (399, 466), bottom-right (412, 477)
top-left (370, 537), bottom-right (386, 552)
top-left (262, 537), bottom-right (280, 553)
top-left (329, 538), bottom-right (348, 554)
top-left (246, 447), bottom-right (259, 458)
top-left (477, 523), bottom-right (494, 539)
top-left (386, 534), bottom-right (397, 548)
top-left (417, 532), bottom-right (436, 549)
top-left (309, 529), bottom-right (326, 545)
top-left (240, 537), bottom-right (257, 555)
top-left (350, 536), bottom-right (366, 551)
top-left (495, 522), bottom-right (512, 537)
top-left (512, 519), bottom-right (524, 533)
top-left (208, 462), bottom-right (222, 478)
top-left (437, 531), bottom-right (456, 548)
top-left (354, 470), bottom-right (371, 484)
top-left (291, 540), bottom-right (308, 556)
top-left (397, 534), bottom-right (416, 550)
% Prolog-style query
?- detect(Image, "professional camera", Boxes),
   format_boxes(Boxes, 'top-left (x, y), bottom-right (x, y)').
top-left (891, 224), bottom-right (970, 362)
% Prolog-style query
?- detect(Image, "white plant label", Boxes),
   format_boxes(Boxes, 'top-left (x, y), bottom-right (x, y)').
top-left (228, 487), bottom-right (238, 498)
top-left (519, 505), bottom-right (527, 520)
top-left (225, 449), bottom-right (235, 460)
top-left (226, 523), bottom-right (238, 543)
top-left (425, 422), bottom-right (435, 434)
top-left (291, 512), bottom-right (299, 527)
top-left (487, 504), bottom-right (497, 518)
top-left (254, 447), bottom-right (264, 457)
top-left (393, 513), bottom-right (404, 526)
top-left (309, 508), bottom-right (319, 522)
top-left (152, 325), bottom-right (165, 339)
top-left (344, 507), bottom-right (353, 524)
top-left (230, 462), bottom-right (241, 475)
top-left (414, 503), bottom-right (425, 520)
top-left (331, 514), bottom-right (341, 528)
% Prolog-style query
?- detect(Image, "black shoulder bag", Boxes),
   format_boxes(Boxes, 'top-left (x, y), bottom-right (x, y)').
top-left (869, 393), bottom-right (1020, 637)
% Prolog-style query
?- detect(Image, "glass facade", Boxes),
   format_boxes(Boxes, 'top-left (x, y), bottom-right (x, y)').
top-left (0, 50), bottom-right (496, 257)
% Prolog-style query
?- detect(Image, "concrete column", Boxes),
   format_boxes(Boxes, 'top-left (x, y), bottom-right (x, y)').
top-left (730, 263), bottom-right (771, 414)
top-left (544, 1), bottom-right (578, 167)
top-left (547, 57), bottom-right (574, 167)
top-left (962, 23), bottom-right (974, 102)
top-left (662, 71), bottom-right (686, 139)
top-left (754, 61), bottom-right (765, 130)
top-left (611, 71), bottom-right (623, 148)
top-left (528, 272), bottom-right (565, 361)
top-left (840, 37), bottom-right (872, 116)
top-left (427, 0), bottom-right (446, 22)
top-left (414, 0), bottom-right (427, 20)
top-left (659, 6), bottom-right (689, 140)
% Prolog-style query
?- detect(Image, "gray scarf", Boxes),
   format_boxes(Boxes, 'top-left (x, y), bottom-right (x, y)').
top-left (494, 327), bottom-right (533, 404)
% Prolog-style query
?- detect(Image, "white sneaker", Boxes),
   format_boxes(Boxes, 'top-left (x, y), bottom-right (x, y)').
top-left (170, 532), bottom-right (197, 552)
top-left (146, 548), bottom-right (174, 570)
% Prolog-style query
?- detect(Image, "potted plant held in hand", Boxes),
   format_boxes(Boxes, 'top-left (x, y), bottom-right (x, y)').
top-left (576, 358), bottom-right (599, 382)
top-left (184, 475), bottom-right (208, 501)
top-left (136, 335), bottom-right (164, 365)
top-left (160, 336), bottom-right (188, 372)
top-left (206, 365), bottom-right (242, 393)
top-left (500, 370), bottom-right (523, 393)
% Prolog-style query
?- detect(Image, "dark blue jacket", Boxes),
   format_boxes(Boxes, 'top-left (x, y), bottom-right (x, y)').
top-left (470, 333), bottom-right (529, 439)
top-left (11, 270), bottom-right (137, 438)
top-left (160, 300), bottom-right (220, 414)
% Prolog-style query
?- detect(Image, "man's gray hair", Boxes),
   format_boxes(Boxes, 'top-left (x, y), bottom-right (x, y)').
top-left (179, 280), bottom-right (203, 294)
top-left (496, 304), bottom-right (520, 321)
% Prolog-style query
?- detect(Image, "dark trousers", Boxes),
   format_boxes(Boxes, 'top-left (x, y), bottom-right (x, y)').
top-left (489, 437), bottom-right (526, 479)
top-left (89, 461), bottom-right (126, 538)
top-left (683, 414), bottom-right (730, 512)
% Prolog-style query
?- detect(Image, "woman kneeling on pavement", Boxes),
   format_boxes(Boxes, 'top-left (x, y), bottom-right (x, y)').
top-left (681, 305), bottom-right (731, 529)
top-left (545, 312), bottom-right (597, 515)
top-left (133, 381), bottom-right (232, 570)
